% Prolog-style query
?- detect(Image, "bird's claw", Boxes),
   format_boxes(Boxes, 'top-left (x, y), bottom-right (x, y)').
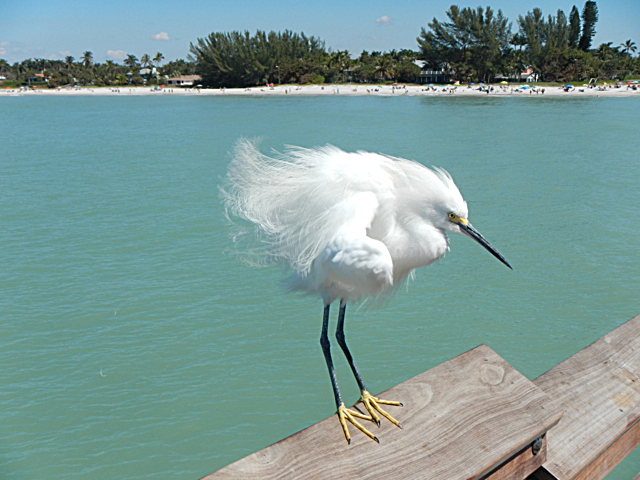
top-left (358, 390), bottom-right (403, 429)
top-left (336, 391), bottom-right (404, 444)
top-left (337, 403), bottom-right (379, 444)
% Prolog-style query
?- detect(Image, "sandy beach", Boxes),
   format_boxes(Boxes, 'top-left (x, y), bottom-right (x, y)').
top-left (2, 83), bottom-right (639, 97)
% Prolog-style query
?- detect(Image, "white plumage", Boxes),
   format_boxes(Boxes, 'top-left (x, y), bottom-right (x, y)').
top-left (222, 139), bottom-right (510, 444)
top-left (224, 139), bottom-right (473, 304)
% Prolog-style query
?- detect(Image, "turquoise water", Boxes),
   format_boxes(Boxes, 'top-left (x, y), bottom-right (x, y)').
top-left (1, 95), bottom-right (639, 479)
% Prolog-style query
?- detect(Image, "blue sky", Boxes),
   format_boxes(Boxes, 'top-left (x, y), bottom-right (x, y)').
top-left (1, 0), bottom-right (637, 64)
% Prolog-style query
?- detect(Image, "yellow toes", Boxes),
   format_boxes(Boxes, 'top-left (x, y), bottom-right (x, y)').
top-left (360, 390), bottom-right (403, 429)
top-left (337, 403), bottom-right (379, 444)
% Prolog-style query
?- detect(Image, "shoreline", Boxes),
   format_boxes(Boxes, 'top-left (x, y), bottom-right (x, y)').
top-left (2, 83), bottom-right (639, 98)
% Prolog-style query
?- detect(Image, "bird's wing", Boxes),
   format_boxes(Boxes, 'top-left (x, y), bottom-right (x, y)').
top-left (316, 232), bottom-right (394, 302)
top-left (299, 192), bottom-right (394, 302)
top-left (224, 141), bottom-right (395, 275)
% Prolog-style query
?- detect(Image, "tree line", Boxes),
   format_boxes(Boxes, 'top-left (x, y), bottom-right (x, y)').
top-left (418, 1), bottom-right (637, 82)
top-left (0, 50), bottom-right (196, 88)
top-left (1, 1), bottom-right (638, 88)
top-left (188, 30), bottom-right (422, 87)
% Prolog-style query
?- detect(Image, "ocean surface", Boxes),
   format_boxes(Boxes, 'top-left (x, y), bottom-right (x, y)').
top-left (1, 94), bottom-right (639, 479)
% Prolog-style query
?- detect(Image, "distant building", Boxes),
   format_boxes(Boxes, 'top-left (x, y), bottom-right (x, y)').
top-left (413, 61), bottom-right (449, 84)
top-left (167, 75), bottom-right (202, 86)
top-left (27, 73), bottom-right (49, 83)
top-left (494, 67), bottom-right (538, 83)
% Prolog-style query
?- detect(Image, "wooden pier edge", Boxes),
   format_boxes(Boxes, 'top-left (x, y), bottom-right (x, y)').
top-left (203, 313), bottom-right (640, 480)
top-left (527, 313), bottom-right (640, 480)
top-left (204, 345), bottom-right (562, 480)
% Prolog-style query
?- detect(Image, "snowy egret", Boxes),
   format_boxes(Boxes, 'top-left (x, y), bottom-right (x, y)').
top-left (223, 140), bottom-right (511, 444)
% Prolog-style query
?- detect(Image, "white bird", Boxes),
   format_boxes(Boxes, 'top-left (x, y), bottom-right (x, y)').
top-left (223, 139), bottom-right (511, 444)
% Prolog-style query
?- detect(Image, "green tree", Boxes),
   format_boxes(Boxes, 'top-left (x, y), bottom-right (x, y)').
top-left (153, 52), bottom-right (164, 67)
top-left (375, 54), bottom-right (395, 81)
top-left (518, 8), bottom-right (573, 76)
top-left (545, 10), bottom-right (569, 50)
top-left (190, 30), bottom-right (327, 87)
top-left (594, 42), bottom-right (627, 79)
top-left (579, 1), bottom-right (598, 51)
top-left (417, 5), bottom-right (512, 83)
top-left (161, 58), bottom-right (196, 77)
top-left (124, 54), bottom-right (139, 69)
top-left (620, 40), bottom-right (637, 56)
top-left (395, 59), bottom-right (420, 82)
top-left (115, 73), bottom-right (129, 85)
top-left (540, 47), bottom-right (596, 81)
top-left (568, 6), bottom-right (581, 48)
top-left (81, 51), bottom-right (93, 67)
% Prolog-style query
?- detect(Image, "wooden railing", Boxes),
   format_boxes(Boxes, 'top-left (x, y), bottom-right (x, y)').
top-left (202, 314), bottom-right (640, 480)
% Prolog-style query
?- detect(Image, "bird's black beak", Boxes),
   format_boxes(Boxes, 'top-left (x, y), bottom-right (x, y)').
top-left (459, 222), bottom-right (512, 269)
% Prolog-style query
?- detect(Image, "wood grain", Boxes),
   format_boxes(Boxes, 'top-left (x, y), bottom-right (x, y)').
top-left (532, 314), bottom-right (640, 480)
top-left (202, 345), bottom-right (562, 480)
top-left (483, 435), bottom-right (547, 480)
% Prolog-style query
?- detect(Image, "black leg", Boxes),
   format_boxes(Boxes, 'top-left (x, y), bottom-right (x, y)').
top-left (335, 300), bottom-right (368, 392)
top-left (320, 304), bottom-right (343, 409)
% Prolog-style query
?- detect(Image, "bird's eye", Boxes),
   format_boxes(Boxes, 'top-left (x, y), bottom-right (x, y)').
top-left (448, 212), bottom-right (456, 219)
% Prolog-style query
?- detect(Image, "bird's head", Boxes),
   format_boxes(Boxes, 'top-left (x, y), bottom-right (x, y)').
top-left (426, 168), bottom-right (512, 270)
top-left (444, 206), bottom-right (511, 270)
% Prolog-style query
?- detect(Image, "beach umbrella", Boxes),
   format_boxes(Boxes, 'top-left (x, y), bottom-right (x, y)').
top-left (469, 83), bottom-right (475, 85)
top-left (196, 84), bottom-right (203, 87)
top-left (634, 81), bottom-right (639, 84)
top-left (427, 84), bottom-right (434, 87)
top-left (566, 84), bottom-right (573, 88)
top-left (479, 83), bottom-right (484, 85)
top-left (500, 81), bottom-right (508, 84)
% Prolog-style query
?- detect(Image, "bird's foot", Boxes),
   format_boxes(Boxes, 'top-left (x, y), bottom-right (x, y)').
top-left (359, 390), bottom-right (403, 429)
top-left (337, 403), bottom-right (379, 444)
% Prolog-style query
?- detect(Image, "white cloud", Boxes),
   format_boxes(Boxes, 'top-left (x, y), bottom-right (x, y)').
top-left (0, 42), bottom-right (8, 55)
top-left (152, 32), bottom-right (170, 41)
top-left (375, 15), bottom-right (392, 25)
top-left (106, 50), bottom-right (127, 60)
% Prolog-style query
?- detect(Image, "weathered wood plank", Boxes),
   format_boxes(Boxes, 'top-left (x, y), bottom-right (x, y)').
top-left (203, 345), bottom-right (562, 480)
top-left (532, 314), bottom-right (640, 480)
top-left (572, 417), bottom-right (640, 480)
top-left (483, 435), bottom-right (547, 480)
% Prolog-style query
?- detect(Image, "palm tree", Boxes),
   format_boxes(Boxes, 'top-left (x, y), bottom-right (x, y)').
top-left (81, 51), bottom-right (93, 68)
top-left (620, 40), bottom-right (637, 56)
top-left (375, 54), bottom-right (395, 81)
top-left (115, 73), bottom-right (128, 86)
top-left (65, 56), bottom-right (75, 69)
top-left (153, 52), bottom-right (164, 67)
top-left (124, 54), bottom-right (139, 69)
top-left (140, 54), bottom-right (151, 68)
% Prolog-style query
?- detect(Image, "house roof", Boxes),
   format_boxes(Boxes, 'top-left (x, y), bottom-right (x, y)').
top-left (167, 75), bottom-right (202, 81)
